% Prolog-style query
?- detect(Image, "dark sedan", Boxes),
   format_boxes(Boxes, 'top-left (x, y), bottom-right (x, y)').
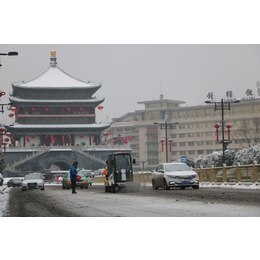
top-left (7, 178), bottom-right (23, 188)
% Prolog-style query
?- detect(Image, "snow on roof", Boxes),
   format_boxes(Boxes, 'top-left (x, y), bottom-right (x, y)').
top-left (12, 61), bottom-right (101, 89)
top-left (9, 96), bottom-right (105, 104)
top-left (6, 123), bottom-right (110, 129)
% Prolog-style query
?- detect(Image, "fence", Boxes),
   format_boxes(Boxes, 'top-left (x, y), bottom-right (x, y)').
top-left (93, 162), bottom-right (260, 185)
top-left (193, 162), bottom-right (260, 184)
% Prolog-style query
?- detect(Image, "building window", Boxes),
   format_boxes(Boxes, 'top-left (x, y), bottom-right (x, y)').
top-left (196, 109), bottom-right (204, 117)
top-left (205, 109), bottom-right (214, 117)
top-left (179, 133), bottom-right (185, 138)
top-left (197, 132), bottom-right (203, 137)
top-left (206, 141), bottom-right (213, 145)
top-left (188, 142), bottom-right (194, 146)
top-left (180, 151), bottom-right (186, 155)
top-left (198, 150), bottom-right (204, 155)
top-left (189, 150), bottom-right (195, 155)
top-left (179, 124), bottom-right (185, 129)
top-left (145, 111), bottom-right (160, 121)
top-left (188, 133), bottom-right (194, 137)
top-left (196, 123), bottom-right (203, 128)
top-left (171, 111), bottom-right (178, 119)
top-left (178, 111), bottom-right (186, 119)
top-left (187, 110), bottom-right (194, 118)
top-left (233, 105), bottom-right (251, 114)
top-left (188, 123), bottom-right (195, 129)
top-left (180, 142), bottom-right (186, 146)
top-left (253, 104), bottom-right (260, 113)
top-left (197, 141), bottom-right (204, 145)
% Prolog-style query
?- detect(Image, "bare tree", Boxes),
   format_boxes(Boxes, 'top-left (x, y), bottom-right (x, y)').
top-left (234, 118), bottom-right (260, 147)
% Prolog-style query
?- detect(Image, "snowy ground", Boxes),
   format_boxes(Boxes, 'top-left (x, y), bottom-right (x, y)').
top-left (1, 177), bottom-right (260, 217)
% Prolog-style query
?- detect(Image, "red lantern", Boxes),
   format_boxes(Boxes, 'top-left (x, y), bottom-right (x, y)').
top-left (31, 107), bottom-right (36, 111)
top-left (4, 138), bottom-right (9, 142)
top-left (31, 135), bottom-right (36, 138)
top-left (103, 132), bottom-right (109, 143)
top-left (8, 113), bottom-right (14, 118)
top-left (10, 107), bottom-right (17, 114)
top-left (44, 135), bottom-right (49, 138)
top-left (80, 135), bottom-right (84, 138)
top-left (66, 107), bottom-right (71, 111)
top-left (79, 107), bottom-right (84, 111)
top-left (0, 91), bottom-right (5, 98)
top-left (160, 138), bottom-right (164, 152)
top-left (225, 122), bottom-right (232, 141)
top-left (0, 126), bottom-right (6, 133)
top-left (168, 138), bottom-right (173, 152)
top-left (214, 122), bottom-right (221, 141)
top-left (44, 107), bottom-right (49, 111)
top-left (98, 106), bottom-right (103, 111)
top-left (5, 132), bottom-right (11, 137)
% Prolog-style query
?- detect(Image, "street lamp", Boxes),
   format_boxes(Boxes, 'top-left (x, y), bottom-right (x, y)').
top-left (0, 51), bottom-right (18, 67)
top-left (205, 98), bottom-right (240, 164)
top-left (154, 121), bottom-right (178, 163)
top-left (140, 160), bottom-right (146, 171)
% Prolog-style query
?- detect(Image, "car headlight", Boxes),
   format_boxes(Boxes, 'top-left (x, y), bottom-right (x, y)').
top-left (38, 181), bottom-right (43, 185)
top-left (22, 181), bottom-right (27, 186)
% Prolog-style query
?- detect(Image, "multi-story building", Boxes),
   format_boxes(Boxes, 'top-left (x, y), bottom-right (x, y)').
top-left (106, 93), bottom-right (260, 171)
top-left (5, 50), bottom-right (110, 147)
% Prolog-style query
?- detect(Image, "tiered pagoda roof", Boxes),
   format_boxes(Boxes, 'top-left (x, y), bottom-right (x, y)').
top-left (7, 50), bottom-right (109, 134)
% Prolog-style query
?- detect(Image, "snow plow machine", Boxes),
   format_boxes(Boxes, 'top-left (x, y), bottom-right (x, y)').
top-left (104, 151), bottom-right (139, 193)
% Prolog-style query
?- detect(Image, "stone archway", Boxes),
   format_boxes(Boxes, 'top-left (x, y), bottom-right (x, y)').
top-left (49, 160), bottom-right (71, 171)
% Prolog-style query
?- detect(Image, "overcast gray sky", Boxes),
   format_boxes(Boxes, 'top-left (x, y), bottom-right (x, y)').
top-left (1, 44), bottom-right (260, 125)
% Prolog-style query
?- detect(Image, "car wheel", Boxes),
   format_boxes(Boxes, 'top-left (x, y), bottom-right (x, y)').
top-left (111, 184), bottom-right (116, 193)
top-left (152, 180), bottom-right (158, 190)
top-left (192, 185), bottom-right (199, 189)
top-left (41, 186), bottom-right (45, 190)
top-left (163, 179), bottom-right (170, 190)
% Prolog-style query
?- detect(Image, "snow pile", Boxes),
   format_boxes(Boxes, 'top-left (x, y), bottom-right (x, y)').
top-left (0, 186), bottom-right (11, 217)
top-left (187, 145), bottom-right (260, 168)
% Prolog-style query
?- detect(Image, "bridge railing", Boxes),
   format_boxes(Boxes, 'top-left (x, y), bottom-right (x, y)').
top-left (193, 162), bottom-right (260, 184)
top-left (5, 143), bottom-right (131, 152)
top-left (93, 163), bottom-right (260, 186)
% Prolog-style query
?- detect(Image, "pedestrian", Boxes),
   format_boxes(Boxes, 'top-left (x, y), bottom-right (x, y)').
top-left (0, 173), bottom-right (3, 186)
top-left (70, 161), bottom-right (78, 194)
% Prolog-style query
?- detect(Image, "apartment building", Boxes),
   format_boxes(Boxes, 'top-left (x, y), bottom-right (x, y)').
top-left (105, 94), bottom-right (260, 171)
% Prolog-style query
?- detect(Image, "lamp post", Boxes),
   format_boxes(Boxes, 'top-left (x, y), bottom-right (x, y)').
top-left (0, 51), bottom-right (18, 67)
top-left (140, 160), bottom-right (146, 171)
top-left (154, 121), bottom-right (178, 163)
top-left (205, 98), bottom-right (240, 164)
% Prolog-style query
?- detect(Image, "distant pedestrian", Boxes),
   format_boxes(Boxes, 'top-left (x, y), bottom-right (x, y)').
top-left (0, 173), bottom-right (3, 186)
top-left (70, 161), bottom-right (78, 194)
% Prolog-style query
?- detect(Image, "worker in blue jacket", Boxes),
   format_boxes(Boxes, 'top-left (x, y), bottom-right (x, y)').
top-left (70, 161), bottom-right (78, 194)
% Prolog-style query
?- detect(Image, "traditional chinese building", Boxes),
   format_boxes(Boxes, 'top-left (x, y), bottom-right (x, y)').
top-left (5, 50), bottom-right (109, 147)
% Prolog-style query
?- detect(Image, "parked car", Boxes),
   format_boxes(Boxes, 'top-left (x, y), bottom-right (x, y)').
top-left (152, 162), bottom-right (199, 190)
top-left (7, 178), bottom-right (23, 188)
top-left (22, 173), bottom-right (45, 191)
top-left (78, 169), bottom-right (93, 185)
top-left (62, 170), bottom-right (89, 190)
